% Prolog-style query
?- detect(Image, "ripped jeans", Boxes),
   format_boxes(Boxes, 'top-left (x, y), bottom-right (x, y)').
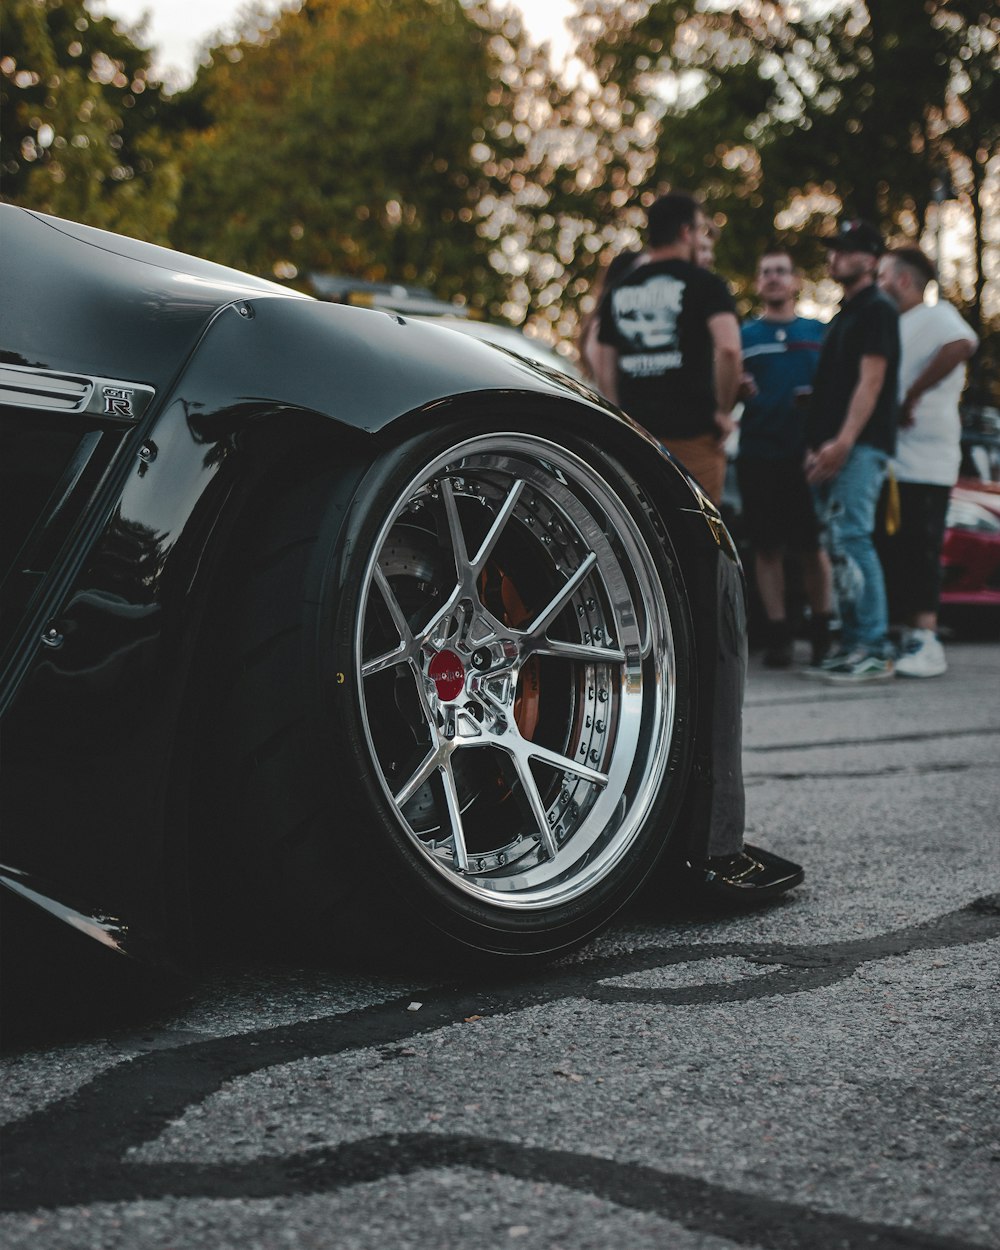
top-left (812, 443), bottom-right (890, 653)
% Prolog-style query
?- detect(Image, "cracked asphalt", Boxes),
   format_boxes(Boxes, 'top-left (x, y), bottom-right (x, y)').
top-left (2, 639), bottom-right (998, 1250)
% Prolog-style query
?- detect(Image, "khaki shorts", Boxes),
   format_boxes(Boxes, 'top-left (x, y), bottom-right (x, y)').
top-left (659, 433), bottom-right (727, 505)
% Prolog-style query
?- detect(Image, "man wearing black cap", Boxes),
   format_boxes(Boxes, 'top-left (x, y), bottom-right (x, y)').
top-left (804, 219), bottom-right (900, 683)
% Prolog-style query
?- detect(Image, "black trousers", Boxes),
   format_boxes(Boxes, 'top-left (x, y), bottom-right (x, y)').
top-left (876, 480), bottom-right (950, 621)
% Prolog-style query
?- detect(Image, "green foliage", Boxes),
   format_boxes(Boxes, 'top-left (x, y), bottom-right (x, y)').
top-left (171, 0), bottom-right (513, 310)
top-left (577, 0), bottom-right (998, 332)
top-left (0, 0), bottom-right (180, 241)
top-left (2, 1), bottom-right (994, 384)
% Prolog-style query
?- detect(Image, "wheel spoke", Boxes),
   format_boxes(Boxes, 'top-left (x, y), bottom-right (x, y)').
top-left (528, 742), bottom-right (608, 787)
top-left (511, 754), bottom-right (560, 860)
top-left (529, 639), bottom-right (626, 663)
top-left (395, 744), bottom-right (445, 807)
top-left (525, 552), bottom-right (598, 638)
top-left (373, 564), bottom-right (415, 645)
top-left (361, 644), bottom-right (409, 677)
top-left (439, 476), bottom-right (471, 579)
top-left (438, 760), bottom-right (470, 873)
top-left (362, 567), bottom-right (418, 676)
top-left (470, 478), bottom-right (525, 575)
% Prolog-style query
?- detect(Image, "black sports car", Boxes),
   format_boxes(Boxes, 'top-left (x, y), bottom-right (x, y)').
top-left (0, 206), bottom-right (748, 971)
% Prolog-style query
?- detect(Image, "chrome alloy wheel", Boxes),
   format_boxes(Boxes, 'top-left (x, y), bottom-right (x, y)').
top-left (355, 434), bottom-right (677, 910)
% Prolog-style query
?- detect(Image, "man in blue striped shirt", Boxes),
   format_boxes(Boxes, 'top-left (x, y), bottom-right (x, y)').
top-left (738, 247), bottom-right (832, 667)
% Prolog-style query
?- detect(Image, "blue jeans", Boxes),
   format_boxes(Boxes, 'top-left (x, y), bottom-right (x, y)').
top-left (813, 444), bottom-right (889, 652)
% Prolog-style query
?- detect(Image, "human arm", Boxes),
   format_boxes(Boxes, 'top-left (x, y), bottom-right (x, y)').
top-left (591, 339), bottom-right (620, 404)
top-left (805, 354), bottom-right (887, 484)
top-left (709, 310), bottom-right (742, 438)
top-left (578, 314), bottom-right (600, 382)
top-left (900, 337), bottom-right (978, 426)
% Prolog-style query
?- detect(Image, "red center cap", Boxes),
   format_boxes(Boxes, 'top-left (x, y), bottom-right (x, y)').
top-left (428, 649), bottom-right (466, 701)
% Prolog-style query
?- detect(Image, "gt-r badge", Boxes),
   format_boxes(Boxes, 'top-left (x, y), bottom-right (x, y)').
top-left (103, 386), bottom-right (136, 418)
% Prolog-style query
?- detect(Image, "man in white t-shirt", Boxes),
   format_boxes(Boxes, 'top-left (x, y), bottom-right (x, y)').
top-left (877, 245), bottom-right (979, 677)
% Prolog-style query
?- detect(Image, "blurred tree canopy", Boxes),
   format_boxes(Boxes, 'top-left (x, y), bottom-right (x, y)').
top-left (1, 0), bottom-right (995, 387)
top-left (1, 0), bottom-right (180, 240)
top-left (170, 0), bottom-right (544, 314)
top-left (576, 0), bottom-right (998, 338)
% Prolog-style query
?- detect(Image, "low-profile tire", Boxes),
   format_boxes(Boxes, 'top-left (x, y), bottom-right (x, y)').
top-left (208, 419), bottom-right (694, 962)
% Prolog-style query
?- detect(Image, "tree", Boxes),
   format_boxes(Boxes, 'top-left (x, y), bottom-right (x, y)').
top-left (171, 0), bottom-right (519, 312)
top-left (928, 1), bottom-right (1000, 340)
top-left (574, 0), bottom-right (998, 339)
top-left (1, 0), bottom-right (180, 241)
top-left (454, 1), bottom-right (639, 341)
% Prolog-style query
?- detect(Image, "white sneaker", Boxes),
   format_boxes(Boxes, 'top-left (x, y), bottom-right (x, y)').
top-left (895, 630), bottom-right (947, 678)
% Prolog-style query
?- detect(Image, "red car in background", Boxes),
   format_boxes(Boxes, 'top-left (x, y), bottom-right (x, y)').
top-left (940, 408), bottom-right (1000, 622)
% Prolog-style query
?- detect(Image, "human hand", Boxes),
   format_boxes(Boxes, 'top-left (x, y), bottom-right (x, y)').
top-left (804, 437), bottom-right (850, 485)
top-left (899, 391), bottom-right (918, 428)
top-left (714, 409), bottom-right (736, 440)
top-left (738, 371), bottom-right (758, 401)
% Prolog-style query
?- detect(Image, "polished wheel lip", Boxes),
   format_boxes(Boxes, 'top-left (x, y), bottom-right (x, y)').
top-left (355, 432), bottom-right (676, 911)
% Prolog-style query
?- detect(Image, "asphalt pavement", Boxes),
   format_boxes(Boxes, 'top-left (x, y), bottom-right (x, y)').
top-left (2, 638), bottom-right (998, 1250)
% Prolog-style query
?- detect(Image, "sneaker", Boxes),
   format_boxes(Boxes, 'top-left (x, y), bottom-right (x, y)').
top-left (802, 646), bottom-right (851, 679)
top-left (820, 647), bottom-right (895, 684)
top-left (895, 630), bottom-right (947, 678)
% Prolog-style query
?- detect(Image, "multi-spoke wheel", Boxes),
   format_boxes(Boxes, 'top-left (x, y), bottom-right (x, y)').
top-left (211, 422), bottom-right (693, 959)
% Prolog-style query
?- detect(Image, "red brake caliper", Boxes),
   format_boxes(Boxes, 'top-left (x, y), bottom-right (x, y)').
top-left (499, 571), bottom-right (540, 741)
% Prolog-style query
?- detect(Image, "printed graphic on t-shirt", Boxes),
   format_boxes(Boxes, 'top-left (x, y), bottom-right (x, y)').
top-left (612, 275), bottom-right (685, 373)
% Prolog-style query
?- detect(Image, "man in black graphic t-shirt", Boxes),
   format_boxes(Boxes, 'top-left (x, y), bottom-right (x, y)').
top-left (591, 193), bottom-right (803, 908)
top-left (593, 192), bottom-right (741, 503)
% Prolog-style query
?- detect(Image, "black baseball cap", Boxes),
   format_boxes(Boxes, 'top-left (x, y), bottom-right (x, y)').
top-left (823, 218), bottom-right (885, 256)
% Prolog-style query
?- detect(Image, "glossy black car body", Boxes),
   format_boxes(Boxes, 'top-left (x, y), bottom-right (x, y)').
top-left (0, 206), bottom-right (746, 970)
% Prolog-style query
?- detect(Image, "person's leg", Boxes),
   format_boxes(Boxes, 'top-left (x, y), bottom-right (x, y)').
top-left (764, 458), bottom-right (831, 666)
top-left (801, 546), bottom-right (834, 664)
top-left (874, 478), bottom-right (904, 629)
top-left (754, 548), bottom-right (795, 666)
top-left (676, 529), bottom-right (803, 902)
top-left (896, 483), bottom-right (950, 678)
top-left (737, 458), bottom-right (795, 665)
top-left (754, 548), bottom-right (787, 620)
top-left (808, 476), bottom-right (850, 668)
top-left (896, 482), bottom-right (950, 629)
top-left (813, 475), bottom-right (861, 652)
top-left (801, 546), bottom-right (832, 617)
top-left (825, 444), bottom-right (889, 654)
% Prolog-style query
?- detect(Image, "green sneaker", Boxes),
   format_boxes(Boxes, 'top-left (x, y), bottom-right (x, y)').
top-left (820, 648), bottom-right (895, 684)
top-left (802, 647), bottom-right (850, 679)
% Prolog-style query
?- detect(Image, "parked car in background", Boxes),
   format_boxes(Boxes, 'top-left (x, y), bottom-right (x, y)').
top-left (1, 207), bottom-right (746, 976)
top-left (940, 406), bottom-right (1000, 625)
top-left (413, 315), bottom-right (584, 381)
top-left (307, 272), bottom-right (469, 317)
top-left (308, 271), bottom-right (583, 380)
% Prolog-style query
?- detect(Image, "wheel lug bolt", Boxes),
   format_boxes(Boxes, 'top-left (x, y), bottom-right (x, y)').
top-left (471, 648), bottom-right (491, 670)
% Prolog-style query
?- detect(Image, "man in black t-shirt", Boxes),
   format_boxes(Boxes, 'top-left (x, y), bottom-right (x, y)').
top-left (593, 192), bottom-right (742, 503)
top-left (590, 192), bottom-right (804, 908)
top-left (804, 219), bottom-right (900, 683)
